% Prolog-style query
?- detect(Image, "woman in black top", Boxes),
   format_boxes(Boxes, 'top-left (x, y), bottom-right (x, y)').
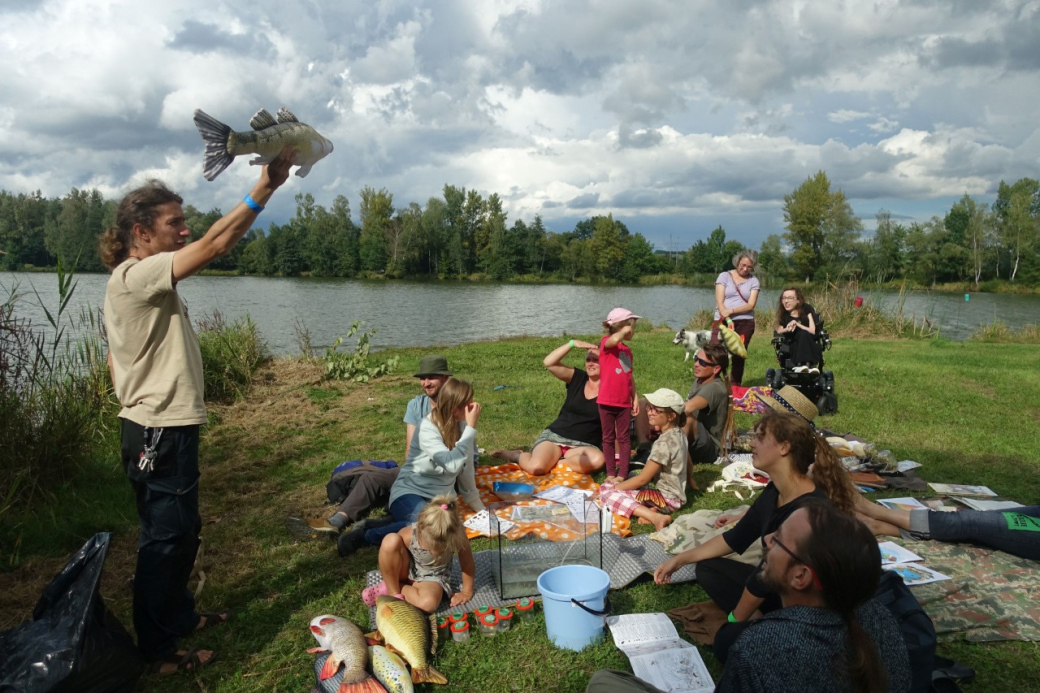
top-left (775, 286), bottom-right (822, 369)
top-left (492, 340), bottom-right (605, 475)
top-left (654, 410), bottom-right (858, 621)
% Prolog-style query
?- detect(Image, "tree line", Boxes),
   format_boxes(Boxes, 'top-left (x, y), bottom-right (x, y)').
top-left (1, 175), bottom-right (1038, 287)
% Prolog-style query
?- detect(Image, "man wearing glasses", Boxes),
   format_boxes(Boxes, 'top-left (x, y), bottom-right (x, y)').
top-left (713, 501), bottom-right (911, 692)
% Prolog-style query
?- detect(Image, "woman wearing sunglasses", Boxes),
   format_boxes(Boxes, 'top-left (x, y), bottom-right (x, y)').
top-left (492, 340), bottom-right (605, 475)
top-left (654, 410), bottom-right (858, 623)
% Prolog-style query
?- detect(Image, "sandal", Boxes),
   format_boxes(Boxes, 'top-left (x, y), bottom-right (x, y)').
top-left (362, 581), bottom-right (389, 606)
top-left (148, 648), bottom-right (218, 675)
top-left (194, 610), bottom-right (231, 632)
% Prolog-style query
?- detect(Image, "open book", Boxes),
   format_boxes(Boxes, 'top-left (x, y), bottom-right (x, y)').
top-left (606, 613), bottom-right (714, 693)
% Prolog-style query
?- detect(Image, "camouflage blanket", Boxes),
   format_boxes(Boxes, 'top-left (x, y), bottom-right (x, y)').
top-left (898, 538), bottom-right (1040, 642)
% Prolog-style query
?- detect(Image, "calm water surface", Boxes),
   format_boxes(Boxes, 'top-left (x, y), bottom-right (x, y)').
top-left (3, 272), bottom-right (1038, 355)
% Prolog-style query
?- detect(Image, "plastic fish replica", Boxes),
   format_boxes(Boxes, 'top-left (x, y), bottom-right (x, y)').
top-left (367, 596), bottom-right (446, 685)
top-left (308, 615), bottom-right (386, 693)
top-left (368, 645), bottom-right (413, 693)
top-left (193, 107), bottom-right (334, 181)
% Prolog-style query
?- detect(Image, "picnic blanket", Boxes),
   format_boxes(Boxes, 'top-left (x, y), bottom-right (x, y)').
top-left (465, 463), bottom-right (631, 540)
top-left (897, 538), bottom-right (1040, 642)
top-left (732, 385), bottom-right (771, 414)
top-left (364, 533), bottom-right (696, 628)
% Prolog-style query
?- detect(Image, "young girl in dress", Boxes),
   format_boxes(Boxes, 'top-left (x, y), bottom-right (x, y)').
top-left (598, 388), bottom-right (688, 531)
top-left (362, 496), bottom-right (475, 612)
top-left (774, 286), bottom-right (822, 373)
top-left (598, 307), bottom-right (640, 482)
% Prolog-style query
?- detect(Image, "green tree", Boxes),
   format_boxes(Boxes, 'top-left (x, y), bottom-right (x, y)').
top-left (589, 214), bottom-right (628, 280)
top-left (359, 186), bottom-right (393, 272)
top-left (757, 234), bottom-right (788, 284)
top-left (239, 230), bottom-right (275, 275)
top-left (866, 210), bottom-right (907, 284)
top-left (782, 171), bottom-right (861, 281)
top-left (993, 178), bottom-right (1039, 282)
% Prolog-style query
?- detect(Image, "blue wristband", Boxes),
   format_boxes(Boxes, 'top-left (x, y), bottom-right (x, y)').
top-left (243, 194), bottom-right (265, 213)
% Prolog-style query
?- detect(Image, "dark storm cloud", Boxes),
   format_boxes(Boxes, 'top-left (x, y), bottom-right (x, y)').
top-left (567, 192), bottom-right (600, 208)
top-left (168, 20), bottom-right (277, 58)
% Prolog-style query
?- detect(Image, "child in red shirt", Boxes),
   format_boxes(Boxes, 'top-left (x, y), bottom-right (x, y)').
top-left (598, 307), bottom-right (640, 481)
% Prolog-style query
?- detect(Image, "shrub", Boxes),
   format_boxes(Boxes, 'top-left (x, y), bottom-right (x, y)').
top-left (322, 321), bottom-right (399, 382)
top-left (196, 311), bottom-right (269, 403)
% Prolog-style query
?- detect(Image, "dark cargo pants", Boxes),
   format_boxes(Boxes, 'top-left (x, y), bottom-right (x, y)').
top-left (121, 419), bottom-right (202, 661)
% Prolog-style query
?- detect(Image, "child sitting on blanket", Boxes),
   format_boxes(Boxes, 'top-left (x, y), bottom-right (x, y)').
top-left (362, 495), bottom-right (476, 612)
top-left (598, 389), bottom-right (689, 531)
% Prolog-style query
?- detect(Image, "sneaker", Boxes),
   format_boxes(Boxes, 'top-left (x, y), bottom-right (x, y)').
top-left (284, 516), bottom-right (338, 542)
top-left (337, 527), bottom-right (368, 557)
top-left (792, 366), bottom-right (809, 374)
top-left (808, 367), bottom-right (820, 375)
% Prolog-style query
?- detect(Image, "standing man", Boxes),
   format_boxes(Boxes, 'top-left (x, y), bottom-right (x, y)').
top-left (100, 148), bottom-right (295, 675)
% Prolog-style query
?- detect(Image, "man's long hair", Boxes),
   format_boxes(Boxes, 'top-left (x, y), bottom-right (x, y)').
top-left (98, 180), bottom-right (183, 270)
top-left (799, 501), bottom-right (888, 693)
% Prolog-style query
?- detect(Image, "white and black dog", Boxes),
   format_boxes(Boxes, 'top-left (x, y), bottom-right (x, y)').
top-left (673, 328), bottom-right (712, 361)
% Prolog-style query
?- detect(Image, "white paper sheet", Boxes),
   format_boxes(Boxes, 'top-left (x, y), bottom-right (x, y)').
top-left (534, 485), bottom-right (596, 521)
top-left (954, 498), bottom-right (1024, 511)
top-left (927, 483), bottom-right (998, 497)
top-left (884, 563), bottom-right (951, 585)
top-left (464, 509), bottom-right (516, 537)
top-left (877, 497), bottom-right (929, 511)
top-left (878, 541), bottom-right (923, 565)
top-left (606, 613), bottom-right (714, 693)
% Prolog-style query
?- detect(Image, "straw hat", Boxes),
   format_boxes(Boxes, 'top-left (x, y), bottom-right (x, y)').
top-left (764, 385), bottom-right (818, 424)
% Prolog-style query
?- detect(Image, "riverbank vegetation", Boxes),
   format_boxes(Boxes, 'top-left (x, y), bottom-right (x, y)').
top-left (1, 300), bottom-right (1038, 691)
top-left (2, 173), bottom-right (1038, 290)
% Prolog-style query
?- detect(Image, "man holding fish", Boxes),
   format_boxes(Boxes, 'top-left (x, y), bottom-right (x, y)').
top-left (100, 146), bottom-right (297, 675)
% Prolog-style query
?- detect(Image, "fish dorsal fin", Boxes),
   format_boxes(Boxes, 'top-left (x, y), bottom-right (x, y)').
top-left (428, 614), bottom-right (438, 654)
top-left (250, 109), bottom-right (278, 130)
top-left (276, 107), bottom-right (299, 123)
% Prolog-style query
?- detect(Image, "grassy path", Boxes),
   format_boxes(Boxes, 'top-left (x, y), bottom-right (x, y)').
top-left (2, 331), bottom-right (1039, 691)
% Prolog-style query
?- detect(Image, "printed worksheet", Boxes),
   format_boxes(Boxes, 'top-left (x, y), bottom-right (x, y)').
top-left (535, 485), bottom-right (596, 521)
top-left (927, 483), bottom-right (998, 497)
top-left (606, 613), bottom-right (713, 693)
top-left (884, 563), bottom-right (951, 586)
top-left (464, 509), bottom-right (516, 537)
top-left (877, 497), bottom-right (929, 511)
top-left (878, 541), bottom-right (923, 565)
top-left (954, 498), bottom-right (1023, 511)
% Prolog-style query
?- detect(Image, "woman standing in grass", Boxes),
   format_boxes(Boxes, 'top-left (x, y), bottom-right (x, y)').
top-left (654, 410), bottom-right (858, 623)
top-left (713, 251), bottom-right (759, 385)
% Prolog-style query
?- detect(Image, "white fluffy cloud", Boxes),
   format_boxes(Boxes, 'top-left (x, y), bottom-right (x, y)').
top-left (0, 0), bottom-right (1037, 247)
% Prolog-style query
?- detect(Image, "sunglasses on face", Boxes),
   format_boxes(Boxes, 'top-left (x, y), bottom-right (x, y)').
top-left (762, 533), bottom-right (822, 590)
top-left (694, 356), bottom-right (715, 368)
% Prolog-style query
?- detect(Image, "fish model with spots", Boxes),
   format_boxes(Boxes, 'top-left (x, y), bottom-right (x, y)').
top-left (367, 596), bottom-right (447, 685)
top-left (368, 645), bottom-right (413, 693)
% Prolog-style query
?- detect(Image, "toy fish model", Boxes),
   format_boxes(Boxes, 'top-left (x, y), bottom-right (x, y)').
top-left (308, 615), bottom-right (386, 693)
top-left (368, 645), bottom-right (413, 693)
top-left (368, 596), bottom-right (446, 685)
top-left (193, 107), bottom-right (334, 181)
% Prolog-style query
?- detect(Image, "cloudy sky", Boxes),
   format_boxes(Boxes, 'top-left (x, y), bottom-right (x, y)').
top-left (1, 0), bottom-right (1038, 250)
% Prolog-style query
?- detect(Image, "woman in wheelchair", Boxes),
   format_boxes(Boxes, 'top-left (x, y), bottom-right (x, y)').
top-left (774, 287), bottom-right (822, 373)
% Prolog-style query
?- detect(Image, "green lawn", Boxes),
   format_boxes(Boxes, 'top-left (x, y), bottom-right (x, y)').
top-left (2, 330), bottom-right (1039, 692)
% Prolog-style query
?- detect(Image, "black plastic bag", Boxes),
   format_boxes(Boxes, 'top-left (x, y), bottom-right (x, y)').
top-left (0, 533), bottom-right (143, 693)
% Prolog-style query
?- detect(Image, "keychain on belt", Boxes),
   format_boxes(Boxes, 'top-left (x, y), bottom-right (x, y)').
top-left (138, 427), bottom-right (165, 473)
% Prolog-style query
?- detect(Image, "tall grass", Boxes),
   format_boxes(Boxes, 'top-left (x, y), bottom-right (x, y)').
top-left (196, 311), bottom-right (270, 403)
top-left (0, 268), bottom-right (114, 522)
top-left (969, 320), bottom-right (1040, 343)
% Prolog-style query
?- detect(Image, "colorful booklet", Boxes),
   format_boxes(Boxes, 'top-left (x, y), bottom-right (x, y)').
top-left (606, 613), bottom-right (714, 693)
top-left (927, 483), bottom-right (998, 497)
top-left (884, 563), bottom-right (951, 586)
top-left (877, 497), bottom-right (929, 511)
top-left (878, 541), bottom-right (923, 565)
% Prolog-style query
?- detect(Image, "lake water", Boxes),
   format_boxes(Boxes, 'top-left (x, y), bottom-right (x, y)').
top-left (3, 272), bottom-right (1038, 355)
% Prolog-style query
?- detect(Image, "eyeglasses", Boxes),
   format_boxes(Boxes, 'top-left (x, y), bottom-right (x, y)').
top-left (694, 356), bottom-right (715, 368)
top-left (762, 533), bottom-right (822, 590)
top-left (585, 357), bottom-right (599, 364)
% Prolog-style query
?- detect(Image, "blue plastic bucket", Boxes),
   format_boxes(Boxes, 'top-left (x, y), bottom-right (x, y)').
top-left (536, 564), bottom-right (610, 651)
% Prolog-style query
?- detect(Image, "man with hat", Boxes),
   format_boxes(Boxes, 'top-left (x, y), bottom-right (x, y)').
top-left (404, 355), bottom-right (453, 458)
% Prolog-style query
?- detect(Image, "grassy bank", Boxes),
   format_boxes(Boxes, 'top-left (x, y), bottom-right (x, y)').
top-left (1, 331), bottom-right (1039, 692)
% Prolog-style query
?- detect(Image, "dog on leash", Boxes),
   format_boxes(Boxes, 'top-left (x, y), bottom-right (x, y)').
top-left (673, 328), bottom-right (712, 361)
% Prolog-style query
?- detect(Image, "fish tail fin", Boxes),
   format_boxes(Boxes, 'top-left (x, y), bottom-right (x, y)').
top-left (411, 665), bottom-right (447, 685)
top-left (338, 676), bottom-right (387, 693)
top-left (318, 654), bottom-right (340, 681)
top-left (193, 109), bottom-right (234, 181)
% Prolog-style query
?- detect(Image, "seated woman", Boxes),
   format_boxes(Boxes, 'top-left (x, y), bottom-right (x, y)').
top-left (492, 340), bottom-right (605, 476)
top-left (653, 410), bottom-right (859, 623)
top-left (775, 286), bottom-right (822, 373)
top-left (338, 377), bottom-right (485, 555)
top-left (856, 496), bottom-right (1040, 561)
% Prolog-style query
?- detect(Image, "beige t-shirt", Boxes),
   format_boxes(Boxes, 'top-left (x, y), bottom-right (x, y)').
top-left (650, 426), bottom-right (689, 506)
top-left (104, 253), bottom-right (207, 427)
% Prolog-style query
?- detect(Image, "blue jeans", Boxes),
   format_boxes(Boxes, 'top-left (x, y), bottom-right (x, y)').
top-left (912, 506), bottom-right (1040, 560)
top-left (364, 493), bottom-right (428, 546)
